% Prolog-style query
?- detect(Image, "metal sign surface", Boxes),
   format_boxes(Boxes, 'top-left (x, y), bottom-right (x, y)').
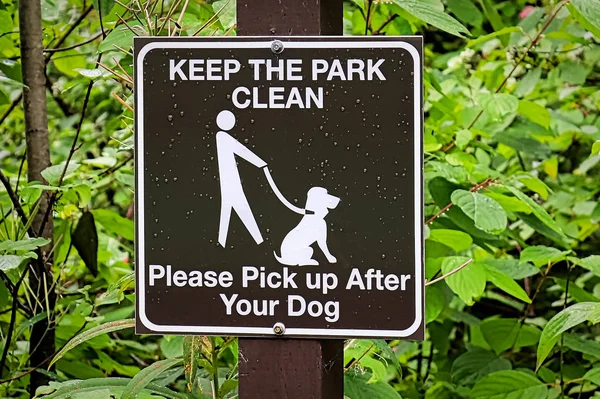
top-left (135, 37), bottom-right (424, 338)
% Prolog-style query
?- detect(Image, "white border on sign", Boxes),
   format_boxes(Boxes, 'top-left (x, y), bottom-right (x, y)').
top-left (136, 39), bottom-right (423, 337)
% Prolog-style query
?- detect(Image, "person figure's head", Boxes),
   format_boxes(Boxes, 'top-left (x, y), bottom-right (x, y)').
top-left (216, 110), bottom-right (236, 131)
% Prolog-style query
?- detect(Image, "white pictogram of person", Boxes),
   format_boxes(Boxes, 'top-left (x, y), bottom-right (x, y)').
top-left (216, 110), bottom-right (267, 247)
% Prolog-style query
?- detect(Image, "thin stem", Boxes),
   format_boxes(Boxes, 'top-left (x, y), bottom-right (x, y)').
top-left (426, 259), bottom-right (473, 286)
top-left (0, 269), bottom-right (29, 374)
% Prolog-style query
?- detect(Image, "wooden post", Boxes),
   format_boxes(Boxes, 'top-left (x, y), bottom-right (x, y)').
top-left (236, 1), bottom-right (344, 398)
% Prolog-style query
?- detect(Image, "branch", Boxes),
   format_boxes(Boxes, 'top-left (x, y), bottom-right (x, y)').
top-left (43, 31), bottom-right (103, 53)
top-left (426, 259), bottom-right (473, 286)
top-left (0, 170), bottom-right (36, 237)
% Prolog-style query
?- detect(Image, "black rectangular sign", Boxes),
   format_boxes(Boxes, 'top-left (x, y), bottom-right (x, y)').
top-left (135, 37), bottom-right (424, 339)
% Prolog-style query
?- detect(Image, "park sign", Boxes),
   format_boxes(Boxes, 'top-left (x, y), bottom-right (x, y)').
top-left (134, 37), bottom-right (424, 339)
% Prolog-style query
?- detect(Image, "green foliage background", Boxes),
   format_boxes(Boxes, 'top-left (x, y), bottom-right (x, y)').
top-left (1, 0), bottom-right (600, 398)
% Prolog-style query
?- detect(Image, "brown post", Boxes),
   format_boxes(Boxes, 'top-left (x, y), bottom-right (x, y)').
top-left (236, 1), bottom-right (344, 397)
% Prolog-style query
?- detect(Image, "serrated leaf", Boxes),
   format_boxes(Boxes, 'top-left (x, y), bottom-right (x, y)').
top-left (537, 302), bottom-right (600, 369)
top-left (442, 257), bottom-right (485, 305)
top-left (451, 190), bottom-right (507, 234)
top-left (121, 358), bottom-right (183, 399)
top-left (471, 370), bottom-right (548, 399)
top-left (50, 319), bottom-right (135, 367)
top-left (392, 0), bottom-right (470, 37)
top-left (72, 211), bottom-right (98, 276)
top-left (484, 265), bottom-right (531, 303)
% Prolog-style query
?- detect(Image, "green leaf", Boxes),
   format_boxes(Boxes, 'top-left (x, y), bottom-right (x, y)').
top-left (484, 192), bottom-right (532, 214)
top-left (483, 259), bottom-right (539, 279)
top-left (571, 255), bottom-right (600, 276)
top-left (477, 0), bottom-right (504, 31)
top-left (451, 348), bottom-right (511, 386)
top-left (34, 378), bottom-right (188, 399)
top-left (121, 358), bottom-right (183, 399)
top-left (0, 11), bottom-right (14, 35)
top-left (0, 237), bottom-right (49, 252)
top-left (41, 162), bottom-right (80, 185)
top-left (478, 93), bottom-right (518, 120)
top-left (91, 209), bottom-right (134, 241)
top-left (554, 278), bottom-right (599, 303)
top-left (471, 370), bottom-right (548, 399)
top-left (345, 342), bottom-right (387, 383)
top-left (518, 100), bottom-right (551, 128)
top-left (427, 229), bottom-right (473, 252)
top-left (92, 0), bottom-right (115, 18)
top-left (442, 257), bottom-right (485, 305)
top-left (451, 190), bottom-right (507, 234)
top-left (506, 186), bottom-right (567, 240)
top-left (562, 333), bottom-right (600, 359)
top-left (54, 50), bottom-right (87, 78)
top-left (213, 0), bottom-right (236, 30)
top-left (370, 340), bottom-right (401, 374)
top-left (537, 302), bottom-right (600, 369)
top-left (467, 27), bottom-right (521, 47)
top-left (183, 336), bottom-right (201, 392)
top-left (0, 255), bottom-right (31, 271)
top-left (568, 0), bottom-right (600, 40)
top-left (558, 60), bottom-right (591, 85)
top-left (481, 318), bottom-right (541, 353)
top-left (72, 212), bottom-right (98, 276)
top-left (446, 0), bottom-right (483, 27)
top-left (592, 141), bottom-right (600, 156)
top-left (520, 246), bottom-right (570, 267)
top-left (484, 265), bottom-right (531, 303)
top-left (428, 178), bottom-right (502, 244)
top-left (583, 367), bottom-right (600, 385)
top-left (426, 285), bottom-right (445, 323)
top-left (50, 319), bottom-right (135, 367)
top-left (98, 25), bottom-right (138, 53)
top-left (514, 68), bottom-right (542, 98)
top-left (344, 370), bottom-right (402, 399)
top-left (517, 175), bottom-right (550, 200)
top-left (392, 0), bottom-right (470, 37)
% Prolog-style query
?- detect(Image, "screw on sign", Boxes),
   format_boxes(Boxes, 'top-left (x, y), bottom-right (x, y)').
top-left (134, 35), bottom-right (423, 398)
